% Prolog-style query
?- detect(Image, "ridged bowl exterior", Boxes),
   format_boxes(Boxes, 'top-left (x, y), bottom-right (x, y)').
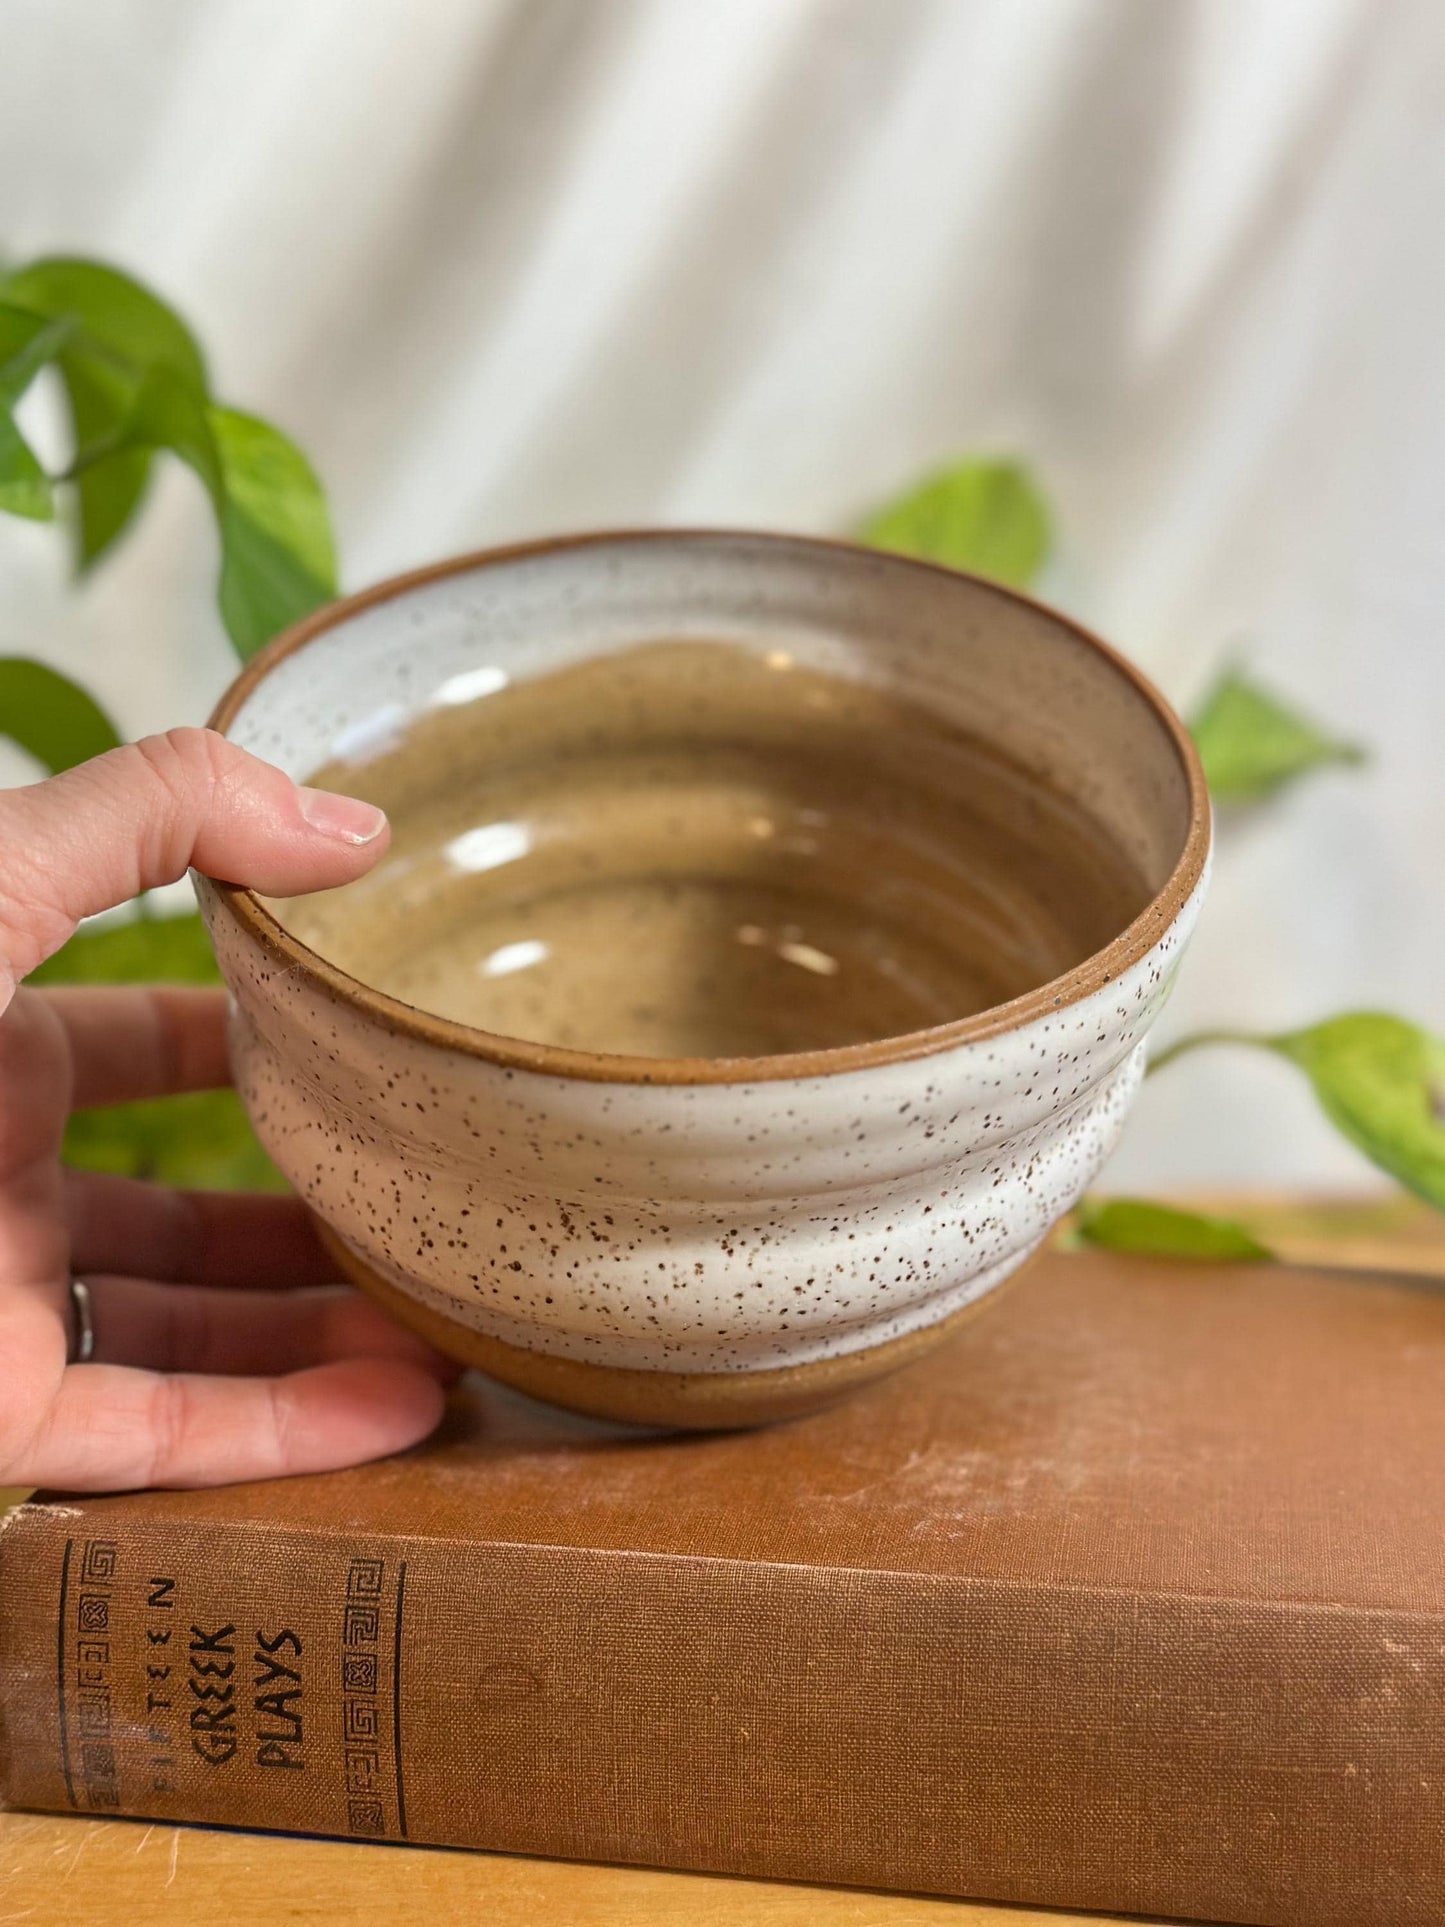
top-left (200, 866), bottom-right (1206, 1378)
top-left (199, 532), bottom-right (1210, 1418)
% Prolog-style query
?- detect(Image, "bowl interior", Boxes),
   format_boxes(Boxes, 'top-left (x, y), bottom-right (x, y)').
top-left (215, 533), bottom-right (1201, 1069)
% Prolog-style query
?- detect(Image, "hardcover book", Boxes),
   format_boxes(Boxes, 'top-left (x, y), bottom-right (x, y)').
top-left (2, 1249), bottom-right (1442, 1926)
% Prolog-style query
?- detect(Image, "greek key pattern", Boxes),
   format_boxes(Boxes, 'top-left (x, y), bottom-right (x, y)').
top-left (75, 1540), bottom-right (119, 1809)
top-left (342, 1557), bottom-right (388, 1836)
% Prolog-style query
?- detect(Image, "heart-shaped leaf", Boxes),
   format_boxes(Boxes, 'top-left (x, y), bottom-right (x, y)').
top-left (1, 259), bottom-right (207, 391)
top-left (1, 255), bottom-right (338, 652)
top-left (1189, 668), bottom-right (1364, 803)
top-left (0, 412), bottom-right (52, 520)
top-left (0, 305), bottom-right (74, 405)
top-left (1073, 1197), bottom-right (1273, 1261)
top-left (857, 458), bottom-right (1051, 588)
top-left (118, 372), bottom-right (336, 658)
top-left (210, 406), bottom-right (337, 657)
top-left (0, 305), bottom-right (75, 521)
top-left (0, 658), bottom-right (122, 774)
top-left (1271, 1014), bottom-right (1445, 1211)
top-left (1, 258), bottom-right (208, 570)
top-left (1150, 1012), bottom-right (1445, 1211)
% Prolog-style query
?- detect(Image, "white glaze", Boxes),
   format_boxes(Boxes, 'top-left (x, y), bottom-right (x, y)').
top-left (203, 873), bottom-right (1201, 1372)
top-left (201, 534), bottom-right (1209, 1382)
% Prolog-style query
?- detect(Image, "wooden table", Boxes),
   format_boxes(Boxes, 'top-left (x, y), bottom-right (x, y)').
top-left (5, 1192), bottom-right (1442, 1925)
top-left (0, 1809), bottom-right (1165, 1926)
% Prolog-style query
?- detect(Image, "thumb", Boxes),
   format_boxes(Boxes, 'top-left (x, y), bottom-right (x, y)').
top-left (0, 727), bottom-right (388, 986)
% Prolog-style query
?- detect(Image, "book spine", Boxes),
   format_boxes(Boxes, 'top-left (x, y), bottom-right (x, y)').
top-left (2, 1502), bottom-right (1443, 1927)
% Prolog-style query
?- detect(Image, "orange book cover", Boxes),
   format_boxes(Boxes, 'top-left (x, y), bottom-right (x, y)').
top-left (2, 1249), bottom-right (1442, 1926)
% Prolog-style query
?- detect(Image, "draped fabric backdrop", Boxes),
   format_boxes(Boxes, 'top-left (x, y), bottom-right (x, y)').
top-left (1, 0), bottom-right (1441, 1189)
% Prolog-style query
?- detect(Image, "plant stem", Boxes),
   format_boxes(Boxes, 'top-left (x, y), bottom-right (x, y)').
top-left (1146, 1028), bottom-right (1264, 1076)
top-left (56, 428), bottom-right (128, 482)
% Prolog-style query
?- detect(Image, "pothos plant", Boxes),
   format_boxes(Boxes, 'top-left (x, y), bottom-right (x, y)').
top-left (861, 460), bottom-right (1444, 1249)
top-left (2, 258), bottom-right (1442, 1250)
top-left (1, 257), bottom-right (335, 1188)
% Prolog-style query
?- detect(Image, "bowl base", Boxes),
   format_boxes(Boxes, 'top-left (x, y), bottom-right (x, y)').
top-left (315, 1219), bottom-right (1026, 1430)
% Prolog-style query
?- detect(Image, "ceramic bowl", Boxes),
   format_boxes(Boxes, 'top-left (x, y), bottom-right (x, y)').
top-left (198, 532), bottom-right (1210, 1428)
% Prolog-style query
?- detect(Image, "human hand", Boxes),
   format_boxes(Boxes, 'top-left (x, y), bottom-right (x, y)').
top-left (0, 728), bottom-right (454, 1492)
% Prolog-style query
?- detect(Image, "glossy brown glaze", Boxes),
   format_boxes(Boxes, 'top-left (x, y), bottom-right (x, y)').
top-left (207, 530), bottom-right (1210, 1088)
top-left (280, 640), bottom-right (1154, 1059)
top-left (198, 532), bottom-right (1209, 1425)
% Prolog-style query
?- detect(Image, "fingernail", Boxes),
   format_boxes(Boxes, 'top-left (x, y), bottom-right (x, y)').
top-left (297, 787), bottom-right (388, 845)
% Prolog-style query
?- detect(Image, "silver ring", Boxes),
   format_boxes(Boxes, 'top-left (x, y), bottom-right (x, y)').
top-left (67, 1278), bottom-right (95, 1365)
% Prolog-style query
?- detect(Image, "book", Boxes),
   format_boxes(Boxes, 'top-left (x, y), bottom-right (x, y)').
top-left (2, 1248), bottom-right (1442, 1926)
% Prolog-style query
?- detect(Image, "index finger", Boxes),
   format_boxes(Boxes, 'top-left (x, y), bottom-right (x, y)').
top-left (43, 985), bottom-right (231, 1106)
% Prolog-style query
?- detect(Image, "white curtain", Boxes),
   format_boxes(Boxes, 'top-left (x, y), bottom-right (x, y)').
top-left (2, 0), bottom-right (1441, 1189)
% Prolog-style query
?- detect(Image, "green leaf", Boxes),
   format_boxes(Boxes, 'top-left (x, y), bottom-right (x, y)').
top-left (0, 658), bottom-right (122, 773)
top-left (122, 363), bottom-right (218, 483)
top-left (0, 412), bottom-right (53, 520)
top-left (31, 909), bottom-right (282, 1191)
top-left (1073, 1196), bottom-right (1273, 1262)
top-left (0, 255), bottom-right (338, 642)
top-left (1270, 1014), bottom-right (1445, 1211)
top-left (210, 406), bottom-right (337, 657)
top-left (0, 306), bottom-right (70, 518)
top-left (1189, 668), bottom-right (1365, 803)
top-left (28, 910), bottom-right (220, 987)
top-left (0, 259), bottom-right (207, 391)
top-left (857, 458), bottom-right (1052, 588)
top-left (60, 1090), bottom-right (283, 1191)
top-left (1150, 1013), bottom-right (1445, 1212)
top-left (64, 383), bottom-right (153, 566)
top-left (119, 375), bottom-right (336, 658)
top-left (2, 257), bottom-right (207, 569)
top-left (0, 305), bottom-right (74, 406)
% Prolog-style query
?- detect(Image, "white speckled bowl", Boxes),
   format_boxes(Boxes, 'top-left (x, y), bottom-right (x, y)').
top-left (198, 532), bottom-right (1210, 1428)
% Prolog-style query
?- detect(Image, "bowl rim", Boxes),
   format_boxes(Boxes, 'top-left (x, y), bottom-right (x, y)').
top-left (204, 528), bottom-right (1211, 1086)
